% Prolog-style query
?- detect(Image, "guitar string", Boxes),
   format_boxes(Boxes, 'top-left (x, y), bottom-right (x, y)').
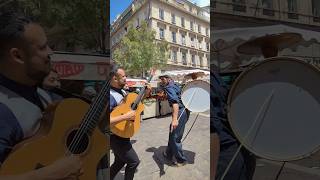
top-left (69, 82), bottom-right (109, 154)
top-left (67, 80), bottom-right (110, 155)
top-left (68, 83), bottom-right (109, 154)
top-left (67, 84), bottom-right (107, 155)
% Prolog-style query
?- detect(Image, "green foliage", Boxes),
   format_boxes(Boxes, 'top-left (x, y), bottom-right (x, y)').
top-left (3, 0), bottom-right (108, 53)
top-left (113, 21), bottom-right (169, 77)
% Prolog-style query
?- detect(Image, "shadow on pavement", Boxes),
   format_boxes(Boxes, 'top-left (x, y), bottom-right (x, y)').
top-left (146, 146), bottom-right (196, 177)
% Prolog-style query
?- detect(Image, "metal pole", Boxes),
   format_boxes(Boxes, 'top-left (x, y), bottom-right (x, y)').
top-left (217, 51), bottom-right (221, 73)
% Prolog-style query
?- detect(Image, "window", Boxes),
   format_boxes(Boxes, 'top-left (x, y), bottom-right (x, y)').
top-left (137, 18), bottom-right (140, 27)
top-left (159, 28), bottom-right (164, 39)
top-left (262, 0), bottom-right (273, 9)
top-left (171, 14), bottom-right (176, 24)
top-left (198, 25), bottom-right (201, 33)
top-left (182, 52), bottom-right (187, 65)
top-left (181, 17), bottom-right (185, 27)
top-left (171, 50), bottom-right (177, 62)
top-left (172, 32), bottom-right (176, 43)
top-left (288, 0), bottom-right (297, 12)
top-left (191, 37), bottom-right (195, 47)
top-left (190, 21), bottom-right (194, 31)
top-left (288, 0), bottom-right (298, 19)
top-left (189, 5), bottom-right (192, 12)
top-left (206, 42), bottom-right (209, 51)
top-left (181, 34), bottom-right (186, 45)
top-left (262, 0), bottom-right (275, 16)
top-left (192, 55), bottom-right (196, 66)
top-left (312, 0), bottom-right (320, 17)
top-left (200, 56), bottom-right (203, 67)
top-left (199, 40), bottom-right (202, 49)
top-left (159, 8), bottom-right (164, 20)
top-left (232, 0), bottom-right (246, 12)
top-left (206, 28), bottom-right (209, 36)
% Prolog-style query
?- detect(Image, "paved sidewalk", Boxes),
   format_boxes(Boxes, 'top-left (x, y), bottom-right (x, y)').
top-left (110, 112), bottom-right (210, 180)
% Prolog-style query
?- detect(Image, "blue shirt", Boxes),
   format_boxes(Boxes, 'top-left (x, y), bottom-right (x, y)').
top-left (110, 87), bottom-right (124, 111)
top-left (211, 72), bottom-right (237, 145)
top-left (163, 81), bottom-right (184, 109)
top-left (0, 74), bottom-right (45, 164)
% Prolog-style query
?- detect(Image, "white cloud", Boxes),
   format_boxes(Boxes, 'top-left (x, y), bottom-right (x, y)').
top-left (190, 0), bottom-right (210, 7)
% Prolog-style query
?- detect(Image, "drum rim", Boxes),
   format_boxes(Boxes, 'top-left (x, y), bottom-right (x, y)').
top-left (181, 79), bottom-right (210, 112)
top-left (226, 57), bottom-right (320, 161)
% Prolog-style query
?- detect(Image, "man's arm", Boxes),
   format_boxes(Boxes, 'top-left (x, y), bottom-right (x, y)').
top-left (171, 103), bottom-right (179, 131)
top-left (110, 110), bottom-right (136, 125)
top-left (0, 156), bottom-right (82, 180)
top-left (109, 95), bottom-right (136, 125)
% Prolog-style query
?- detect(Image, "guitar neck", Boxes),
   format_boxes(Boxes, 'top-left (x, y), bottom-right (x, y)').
top-left (80, 80), bottom-right (110, 134)
top-left (131, 74), bottom-right (153, 110)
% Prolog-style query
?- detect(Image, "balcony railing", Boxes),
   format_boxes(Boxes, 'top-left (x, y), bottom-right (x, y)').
top-left (288, 12), bottom-right (299, 19)
top-left (263, 8), bottom-right (275, 16)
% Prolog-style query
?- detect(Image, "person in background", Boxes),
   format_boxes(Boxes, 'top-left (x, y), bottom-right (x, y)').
top-left (42, 68), bottom-right (63, 101)
top-left (82, 86), bottom-right (97, 101)
top-left (42, 68), bottom-right (61, 90)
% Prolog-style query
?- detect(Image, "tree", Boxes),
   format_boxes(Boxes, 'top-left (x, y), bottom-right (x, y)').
top-left (113, 21), bottom-right (169, 78)
top-left (2, 0), bottom-right (108, 54)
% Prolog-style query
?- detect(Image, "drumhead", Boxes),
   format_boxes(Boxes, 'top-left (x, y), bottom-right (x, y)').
top-left (228, 57), bottom-right (320, 161)
top-left (181, 80), bottom-right (210, 112)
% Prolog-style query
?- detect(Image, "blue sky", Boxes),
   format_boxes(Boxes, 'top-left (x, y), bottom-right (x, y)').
top-left (110, 0), bottom-right (210, 23)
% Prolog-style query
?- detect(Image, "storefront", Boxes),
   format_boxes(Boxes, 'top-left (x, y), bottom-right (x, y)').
top-left (51, 51), bottom-right (109, 96)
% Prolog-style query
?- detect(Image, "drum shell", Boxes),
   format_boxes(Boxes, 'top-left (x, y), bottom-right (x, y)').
top-left (227, 57), bottom-right (320, 161)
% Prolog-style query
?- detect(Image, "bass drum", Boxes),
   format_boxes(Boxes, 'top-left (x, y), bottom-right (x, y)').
top-left (181, 80), bottom-right (210, 112)
top-left (228, 57), bottom-right (320, 161)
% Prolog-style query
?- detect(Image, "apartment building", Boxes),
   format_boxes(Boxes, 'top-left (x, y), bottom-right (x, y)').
top-left (111, 0), bottom-right (210, 70)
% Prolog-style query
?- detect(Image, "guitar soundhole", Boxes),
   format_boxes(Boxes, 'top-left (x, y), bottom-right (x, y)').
top-left (66, 130), bottom-right (89, 154)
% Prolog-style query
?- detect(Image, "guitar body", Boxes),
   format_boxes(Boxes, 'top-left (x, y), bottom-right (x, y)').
top-left (110, 93), bottom-right (144, 138)
top-left (0, 98), bottom-right (108, 180)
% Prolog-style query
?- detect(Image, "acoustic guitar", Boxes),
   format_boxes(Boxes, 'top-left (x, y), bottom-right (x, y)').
top-left (110, 69), bottom-right (155, 138)
top-left (0, 81), bottom-right (110, 180)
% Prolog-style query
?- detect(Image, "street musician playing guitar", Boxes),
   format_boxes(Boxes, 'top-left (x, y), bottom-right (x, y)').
top-left (109, 64), bottom-right (151, 180)
top-left (0, 12), bottom-right (82, 179)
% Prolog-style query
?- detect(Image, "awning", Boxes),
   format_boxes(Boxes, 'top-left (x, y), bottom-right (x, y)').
top-left (212, 24), bottom-right (320, 70)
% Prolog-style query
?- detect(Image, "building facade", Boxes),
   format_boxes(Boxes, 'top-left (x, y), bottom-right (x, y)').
top-left (111, 0), bottom-right (210, 71)
top-left (212, 0), bottom-right (320, 69)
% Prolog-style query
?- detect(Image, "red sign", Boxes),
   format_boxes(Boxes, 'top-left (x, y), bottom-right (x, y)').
top-left (53, 62), bottom-right (85, 78)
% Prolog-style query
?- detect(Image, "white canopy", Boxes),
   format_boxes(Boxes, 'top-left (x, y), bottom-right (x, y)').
top-left (154, 69), bottom-right (210, 83)
top-left (212, 24), bottom-right (320, 70)
top-left (164, 69), bottom-right (210, 76)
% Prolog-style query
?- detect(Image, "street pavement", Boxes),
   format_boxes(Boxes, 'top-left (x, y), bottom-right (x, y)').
top-left (109, 110), bottom-right (320, 180)
top-left (110, 112), bottom-right (210, 180)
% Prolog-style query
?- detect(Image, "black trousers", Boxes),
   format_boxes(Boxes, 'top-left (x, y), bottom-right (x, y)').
top-left (110, 135), bottom-right (140, 180)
